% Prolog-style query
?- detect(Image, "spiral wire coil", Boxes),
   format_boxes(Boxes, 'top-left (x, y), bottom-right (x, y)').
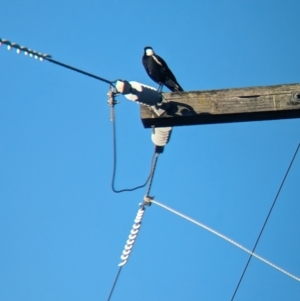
top-left (118, 204), bottom-right (145, 267)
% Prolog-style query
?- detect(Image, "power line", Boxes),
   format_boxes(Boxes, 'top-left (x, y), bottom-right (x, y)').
top-left (105, 147), bottom-right (160, 298)
top-left (0, 38), bottom-right (114, 85)
top-left (145, 152), bottom-right (159, 197)
top-left (106, 204), bottom-right (147, 300)
top-left (1, 38), bottom-right (156, 192)
top-left (151, 199), bottom-right (300, 282)
top-left (106, 267), bottom-right (122, 301)
top-left (45, 56), bottom-right (113, 85)
top-left (230, 142), bottom-right (300, 300)
top-left (110, 101), bottom-right (157, 193)
top-left (1, 37), bottom-right (164, 299)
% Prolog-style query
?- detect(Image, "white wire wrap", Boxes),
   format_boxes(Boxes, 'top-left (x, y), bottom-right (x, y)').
top-left (118, 206), bottom-right (145, 267)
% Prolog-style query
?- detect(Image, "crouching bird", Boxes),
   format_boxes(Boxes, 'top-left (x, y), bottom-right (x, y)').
top-left (142, 46), bottom-right (183, 92)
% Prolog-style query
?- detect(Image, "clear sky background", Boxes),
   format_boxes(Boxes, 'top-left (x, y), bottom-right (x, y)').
top-left (1, 1), bottom-right (300, 300)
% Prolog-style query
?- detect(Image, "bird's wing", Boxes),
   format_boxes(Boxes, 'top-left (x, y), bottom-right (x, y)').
top-left (152, 54), bottom-right (168, 69)
top-left (152, 54), bottom-right (177, 82)
top-left (142, 55), bottom-right (151, 73)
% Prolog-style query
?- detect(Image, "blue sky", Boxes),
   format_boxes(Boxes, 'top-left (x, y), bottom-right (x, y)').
top-left (1, 1), bottom-right (300, 300)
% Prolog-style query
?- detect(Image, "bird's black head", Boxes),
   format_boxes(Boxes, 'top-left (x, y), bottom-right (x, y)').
top-left (144, 46), bottom-right (154, 56)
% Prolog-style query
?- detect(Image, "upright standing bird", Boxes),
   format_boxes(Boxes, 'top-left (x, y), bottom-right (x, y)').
top-left (142, 46), bottom-right (183, 92)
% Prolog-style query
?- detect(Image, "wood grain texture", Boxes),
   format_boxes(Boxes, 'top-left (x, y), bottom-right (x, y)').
top-left (140, 83), bottom-right (300, 128)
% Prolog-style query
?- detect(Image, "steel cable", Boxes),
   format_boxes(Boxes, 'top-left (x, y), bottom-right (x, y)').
top-left (230, 142), bottom-right (300, 300)
top-left (110, 105), bottom-right (157, 193)
top-left (151, 199), bottom-right (300, 282)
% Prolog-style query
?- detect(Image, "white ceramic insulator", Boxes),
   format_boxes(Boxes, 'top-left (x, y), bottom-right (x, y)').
top-left (116, 81), bottom-right (161, 106)
top-left (151, 127), bottom-right (172, 147)
top-left (115, 80), bottom-right (132, 94)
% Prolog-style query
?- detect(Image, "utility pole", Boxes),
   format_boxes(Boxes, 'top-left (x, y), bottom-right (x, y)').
top-left (140, 83), bottom-right (300, 128)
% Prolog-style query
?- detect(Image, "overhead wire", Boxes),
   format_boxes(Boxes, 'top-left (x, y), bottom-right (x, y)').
top-left (0, 37), bottom-right (161, 194)
top-left (106, 117), bottom-right (161, 299)
top-left (106, 203), bottom-right (148, 300)
top-left (7, 36), bottom-right (297, 298)
top-left (230, 142), bottom-right (300, 300)
top-left (151, 199), bottom-right (300, 282)
top-left (106, 267), bottom-right (122, 301)
top-left (0, 38), bottom-right (115, 86)
top-left (45, 56), bottom-right (114, 85)
top-left (110, 103), bottom-right (157, 193)
top-left (1, 37), bottom-right (170, 300)
top-left (145, 152), bottom-right (160, 197)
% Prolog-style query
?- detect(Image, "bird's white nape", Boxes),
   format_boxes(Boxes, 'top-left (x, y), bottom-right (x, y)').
top-left (146, 48), bottom-right (154, 56)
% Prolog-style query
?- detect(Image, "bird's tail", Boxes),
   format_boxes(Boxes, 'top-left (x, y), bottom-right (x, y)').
top-left (165, 78), bottom-right (184, 92)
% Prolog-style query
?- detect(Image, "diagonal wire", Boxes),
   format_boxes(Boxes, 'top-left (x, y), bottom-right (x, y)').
top-left (151, 199), bottom-right (300, 282)
top-left (145, 152), bottom-right (159, 197)
top-left (106, 267), bottom-right (122, 301)
top-left (44, 56), bottom-right (114, 85)
top-left (106, 204), bottom-right (147, 300)
top-left (0, 38), bottom-right (115, 85)
top-left (230, 142), bottom-right (300, 300)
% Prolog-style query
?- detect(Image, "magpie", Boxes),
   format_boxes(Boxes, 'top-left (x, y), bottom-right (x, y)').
top-left (142, 46), bottom-right (183, 92)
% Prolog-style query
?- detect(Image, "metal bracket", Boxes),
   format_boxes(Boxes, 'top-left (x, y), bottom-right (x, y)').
top-left (107, 86), bottom-right (118, 106)
top-left (143, 195), bottom-right (153, 206)
top-left (107, 86), bottom-right (119, 121)
top-left (150, 97), bottom-right (171, 117)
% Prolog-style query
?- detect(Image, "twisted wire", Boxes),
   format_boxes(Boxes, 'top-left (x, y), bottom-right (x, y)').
top-left (118, 205), bottom-right (146, 267)
top-left (151, 199), bottom-right (300, 282)
top-left (145, 152), bottom-right (159, 197)
top-left (106, 204), bottom-right (146, 300)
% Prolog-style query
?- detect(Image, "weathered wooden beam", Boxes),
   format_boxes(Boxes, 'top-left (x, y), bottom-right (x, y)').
top-left (140, 83), bottom-right (300, 128)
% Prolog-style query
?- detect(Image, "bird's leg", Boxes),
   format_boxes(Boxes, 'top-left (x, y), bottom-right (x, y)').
top-left (157, 83), bottom-right (163, 93)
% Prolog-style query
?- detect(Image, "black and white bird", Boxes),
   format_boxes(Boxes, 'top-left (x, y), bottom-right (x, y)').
top-left (142, 46), bottom-right (183, 92)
